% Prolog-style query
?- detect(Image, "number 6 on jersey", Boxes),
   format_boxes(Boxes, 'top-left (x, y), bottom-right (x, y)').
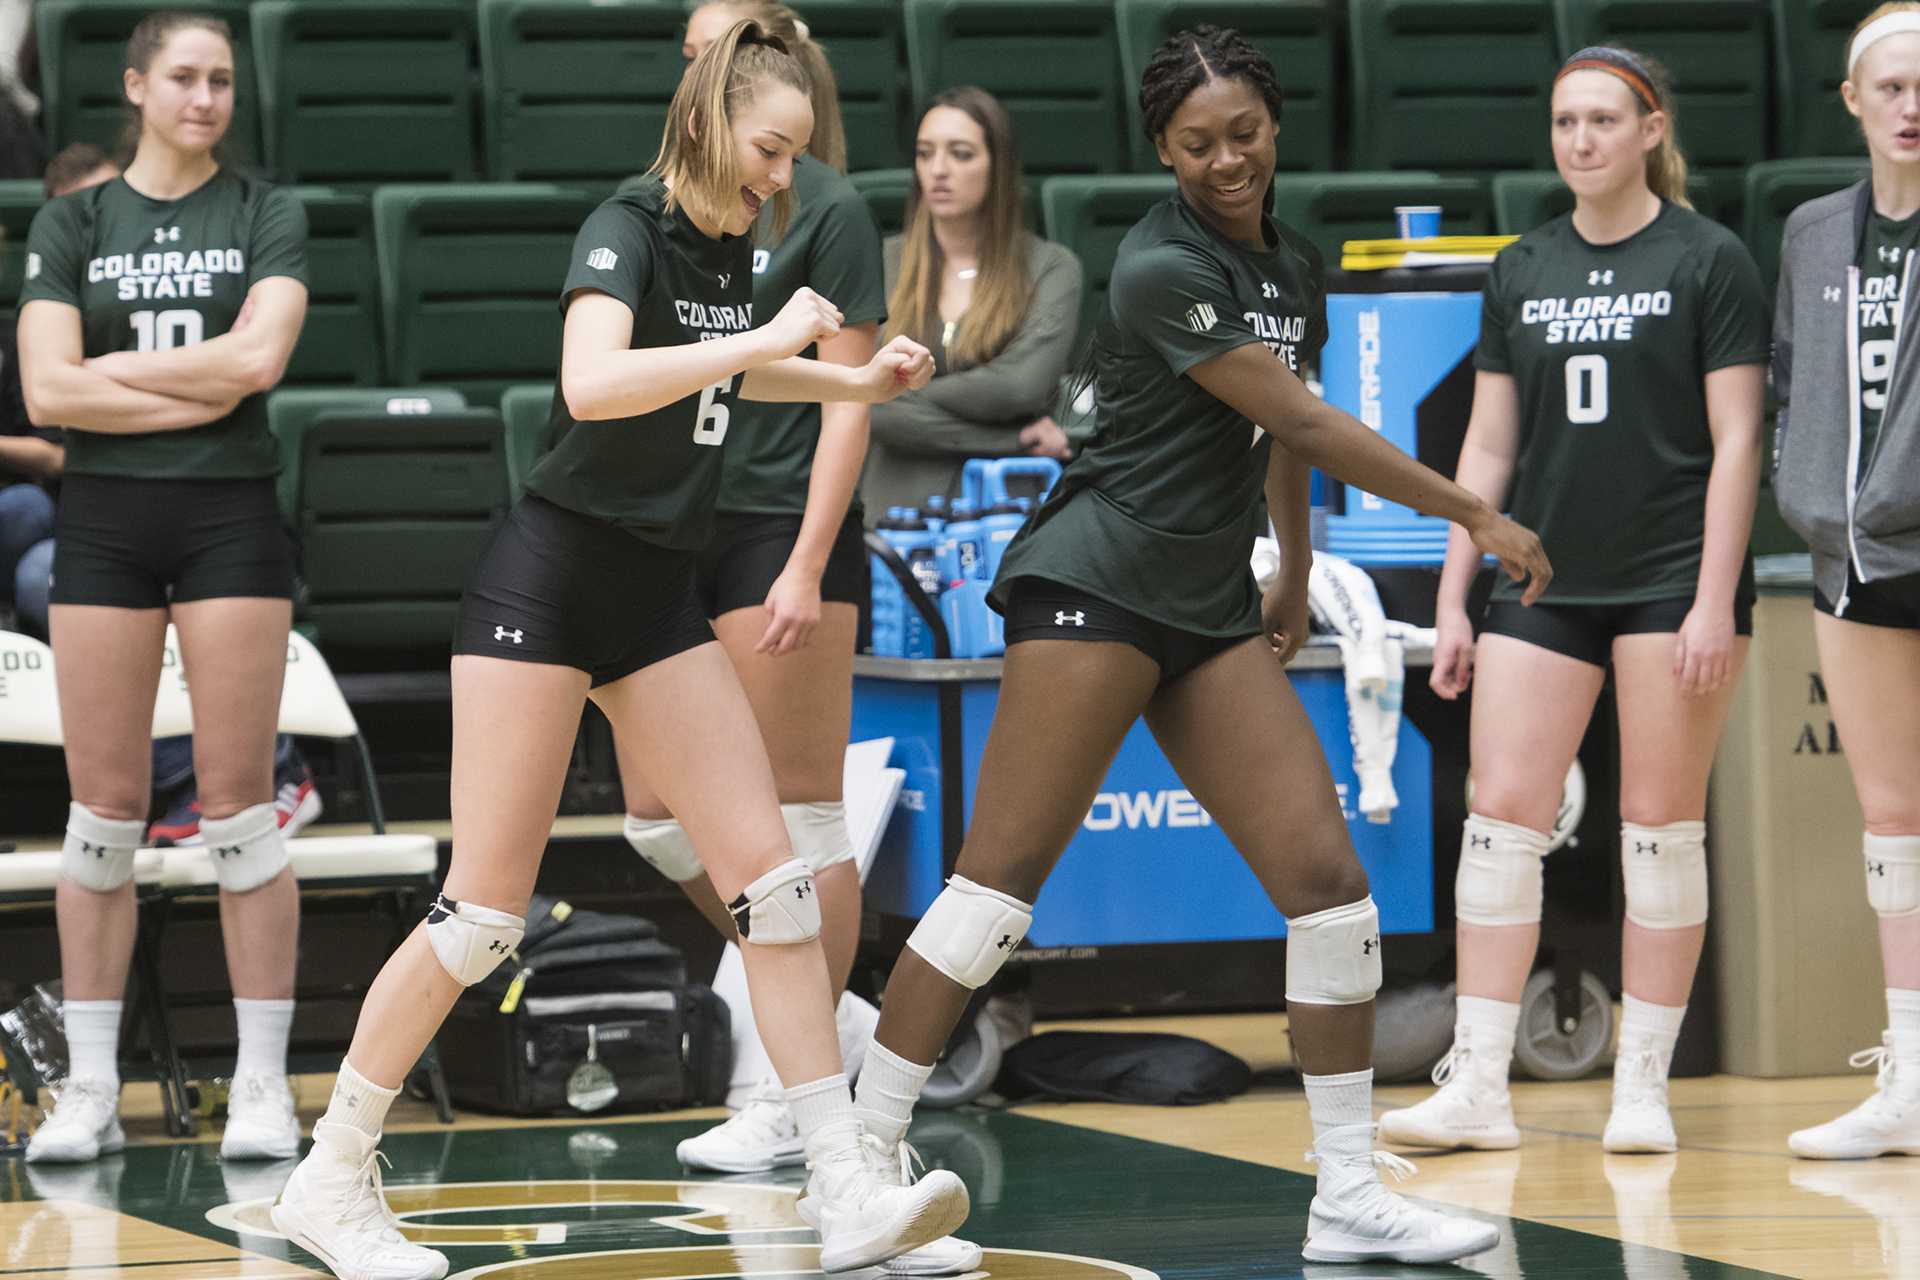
top-left (694, 374), bottom-right (736, 445)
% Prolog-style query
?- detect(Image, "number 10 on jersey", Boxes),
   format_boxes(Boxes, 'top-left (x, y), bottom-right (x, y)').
top-left (1565, 353), bottom-right (1609, 425)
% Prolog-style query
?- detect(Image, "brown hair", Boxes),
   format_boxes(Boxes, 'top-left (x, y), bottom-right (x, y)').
top-left (1555, 45), bottom-right (1690, 210)
top-left (121, 10), bottom-right (237, 165)
top-left (691, 3), bottom-right (845, 173)
top-left (650, 18), bottom-right (810, 238)
top-left (885, 87), bottom-right (1032, 370)
top-left (44, 143), bottom-right (113, 198)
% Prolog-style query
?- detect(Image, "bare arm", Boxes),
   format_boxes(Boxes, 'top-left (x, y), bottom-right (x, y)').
top-left (1672, 361), bottom-right (1765, 696)
top-left (1261, 436), bottom-right (1313, 661)
top-left (742, 335), bottom-right (934, 405)
top-left (1187, 341), bottom-right (1551, 600)
top-left (86, 277), bottom-right (308, 402)
top-left (19, 300), bottom-right (238, 433)
top-left (1436, 370), bottom-right (1524, 621)
top-left (0, 435), bottom-right (62, 477)
top-left (561, 291), bottom-right (786, 421)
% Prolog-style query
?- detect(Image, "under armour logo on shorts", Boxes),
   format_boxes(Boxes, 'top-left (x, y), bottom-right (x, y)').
top-left (1186, 302), bottom-right (1218, 333)
top-left (1054, 611), bottom-right (1085, 627)
top-left (587, 247), bottom-right (617, 271)
top-left (494, 626), bottom-right (525, 644)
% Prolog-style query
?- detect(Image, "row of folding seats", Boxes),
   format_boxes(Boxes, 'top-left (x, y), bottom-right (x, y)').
top-left (34, 0), bottom-right (1874, 187)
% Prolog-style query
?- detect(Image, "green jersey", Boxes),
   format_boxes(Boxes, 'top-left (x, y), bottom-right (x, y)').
top-left (1856, 209), bottom-right (1920, 465)
top-left (18, 171), bottom-right (308, 479)
top-left (991, 195), bottom-right (1327, 635)
top-left (1475, 202), bottom-right (1769, 604)
top-left (526, 178), bottom-right (755, 549)
top-left (717, 156), bottom-right (886, 517)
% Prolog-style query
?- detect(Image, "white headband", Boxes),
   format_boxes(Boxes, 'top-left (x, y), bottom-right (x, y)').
top-left (1850, 12), bottom-right (1920, 78)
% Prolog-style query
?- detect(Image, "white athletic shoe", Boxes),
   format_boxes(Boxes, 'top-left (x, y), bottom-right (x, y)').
top-left (795, 1139), bottom-right (981, 1276)
top-left (1602, 1049), bottom-right (1677, 1154)
top-left (1301, 1135), bottom-right (1502, 1264)
top-left (223, 1072), bottom-right (303, 1161)
top-left (272, 1128), bottom-right (449, 1280)
top-left (24, 1077), bottom-right (125, 1164)
top-left (1377, 1041), bottom-right (1519, 1151)
top-left (677, 1080), bottom-right (806, 1173)
top-left (802, 1126), bottom-right (970, 1274)
top-left (1789, 1034), bottom-right (1920, 1159)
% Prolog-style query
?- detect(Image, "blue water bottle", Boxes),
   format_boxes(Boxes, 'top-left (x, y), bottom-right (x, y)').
top-left (871, 507), bottom-right (944, 658)
top-left (939, 500), bottom-right (985, 585)
top-left (922, 493), bottom-right (948, 533)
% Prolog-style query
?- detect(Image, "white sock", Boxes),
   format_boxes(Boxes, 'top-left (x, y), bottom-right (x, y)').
top-left (1303, 1067), bottom-right (1374, 1143)
top-left (1889, 987), bottom-right (1920, 1040)
top-left (785, 1073), bottom-right (855, 1155)
top-left (314, 1058), bottom-right (398, 1155)
top-left (853, 1040), bottom-right (933, 1149)
top-left (1618, 994), bottom-right (1687, 1075)
top-left (64, 1000), bottom-right (123, 1087)
top-left (233, 998), bottom-right (294, 1079)
top-left (1456, 995), bottom-right (1519, 1081)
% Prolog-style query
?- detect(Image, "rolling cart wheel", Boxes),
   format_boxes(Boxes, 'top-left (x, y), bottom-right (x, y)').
top-left (919, 1005), bottom-right (1005, 1110)
top-left (1512, 967), bottom-right (1613, 1081)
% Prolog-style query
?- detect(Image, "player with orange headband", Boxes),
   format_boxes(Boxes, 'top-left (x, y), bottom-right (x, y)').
top-left (1379, 45), bottom-right (1770, 1156)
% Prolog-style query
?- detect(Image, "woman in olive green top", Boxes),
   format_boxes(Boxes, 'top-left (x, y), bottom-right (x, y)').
top-left (860, 87), bottom-right (1084, 513)
top-left (16, 12), bottom-right (309, 1168)
top-left (846, 27), bottom-right (1547, 1266)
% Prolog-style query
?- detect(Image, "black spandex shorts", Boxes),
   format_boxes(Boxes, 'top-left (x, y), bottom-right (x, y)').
top-left (1814, 564), bottom-right (1920, 630)
top-left (1001, 577), bottom-right (1256, 686)
top-left (1480, 595), bottom-right (1753, 667)
top-left (50, 473), bottom-right (294, 608)
top-left (696, 509), bottom-right (868, 618)
top-left (453, 495), bottom-right (715, 687)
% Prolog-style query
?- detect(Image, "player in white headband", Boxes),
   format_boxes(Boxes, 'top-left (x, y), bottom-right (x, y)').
top-left (1850, 5), bottom-right (1920, 78)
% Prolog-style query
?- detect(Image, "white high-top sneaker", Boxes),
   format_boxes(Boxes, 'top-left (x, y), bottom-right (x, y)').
top-left (1789, 1033), bottom-right (1920, 1159)
top-left (223, 1073), bottom-right (303, 1161)
top-left (1603, 1048), bottom-right (1678, 1154)
top-left (1378, 1034), bottom-right (1519, 1151)
top-left (796, 1138), bottom-right (982, 1276)
top-left (801, 1122), bottom-right (969, 1273)
top-left (24, 1077), bottom-right (125, 1164)
top-left (677, 1079), bottom-right (806, 1173)
top-left (1301, 1123), bottom-right (1502, 1264)
top-left (271, 1128), bottom-right (449, 1280)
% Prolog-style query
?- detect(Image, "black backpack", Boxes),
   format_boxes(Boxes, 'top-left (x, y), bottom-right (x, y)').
top-left (995, 1031), bottom-right (1252, 1106)
top-left (436, 895), bottom-right (731, 1116)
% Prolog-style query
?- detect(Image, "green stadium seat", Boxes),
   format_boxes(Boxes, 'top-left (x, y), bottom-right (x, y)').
top-left (252, 0), bottom-right (477, 184)
top-left (797, 0), bottom-right (910, 171)
top-left (1349, 0), bottom-right (1559, 172)
top-left (1774, 0), bottom-right (1877, 158)
top-left (1490, 170), bottom-right (1721, 234)
top-left (499, 382), bottom-right (555, 498)
top-left (848, 168), bottom-right (914, 237)
top-left (372, 184), bottom-right (600, 405)
top-left (37, 0), bottom-right (260, 159)
top-left (1116, 0), bottom-right (1338, 174)
top-left (1270, 172), bottom-right (1493, 264)
top-left (1553, 0), bottom-right (1771, 222)
top-left (284, 187), bottom-right (382, 386)
top-left (1744, 157), bottom-right (1870, 293)
top-left (904, 0), bottom-right (1128, 175)
top-left (479, 0), bottom-right (687, 183)
top-left (0, 180), bottom-right (44, 328)
top-left (267, 386), bottom-right (468, 521)
top-left (1039, 175), bottom-right (1175, 347)
top-left (293, 409), bottom-right (511, 652)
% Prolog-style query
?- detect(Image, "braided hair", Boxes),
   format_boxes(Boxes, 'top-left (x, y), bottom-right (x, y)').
top-left (1138, 25), bottom-right (1284, 148)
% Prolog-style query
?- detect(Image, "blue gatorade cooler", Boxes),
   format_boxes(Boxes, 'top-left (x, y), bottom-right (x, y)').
top-left (962, 457), bottom-right (1062, 510)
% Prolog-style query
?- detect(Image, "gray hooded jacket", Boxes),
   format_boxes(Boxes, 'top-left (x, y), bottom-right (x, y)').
top-left (1774, 181), bottom-right (1920, 610)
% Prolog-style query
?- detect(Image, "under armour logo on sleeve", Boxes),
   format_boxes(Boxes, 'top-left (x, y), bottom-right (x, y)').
top-left (587, 247), bottom-right (618, 271)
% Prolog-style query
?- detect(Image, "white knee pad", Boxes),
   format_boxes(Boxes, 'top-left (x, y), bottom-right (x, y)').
top-left (783, 801), bottom-right (853, 875)
top-left (61, 802), bottom-right (145, 892)
top-left (1865, 833), bottom-right (1920, 919)
top-left (425, 894), bottom-right (526, 985)
top-left (906, 874), bottom-right (1033, 989)
top-left (1454, 813), bottom-right (1552, 927)
top-left (1622, 821), bottom-right (1709, 930)
top-left (1285, 895), bottom-right (1383, 1006)
top-left (623, 815), bottom-right (704, 883)
top-left (200, 803), bottom-right (290, 894)
top-left (728, 859), bottom-right (821, 944)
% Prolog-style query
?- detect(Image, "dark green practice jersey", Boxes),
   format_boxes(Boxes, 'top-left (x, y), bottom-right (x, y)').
top-left (526, 177), bottom-right (755, 548)
top-left (991, 194), bottom-right (1327, 635)
top-left (1476, 202), bottom-right (1769, 604)
top-left (19, 171), bottom-right (308, 479)
top-left (718, 156), bottom-right (885, 517)
top-left (1857, 209), bottom-right (1920, 466)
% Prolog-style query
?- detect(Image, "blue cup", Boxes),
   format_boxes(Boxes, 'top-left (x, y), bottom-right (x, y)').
top-left (1395, 205), bottom-right (1442, 239)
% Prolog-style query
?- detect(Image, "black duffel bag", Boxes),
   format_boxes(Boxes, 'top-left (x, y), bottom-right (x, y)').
top-left (436, 895), bottom-right (731, 1116)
